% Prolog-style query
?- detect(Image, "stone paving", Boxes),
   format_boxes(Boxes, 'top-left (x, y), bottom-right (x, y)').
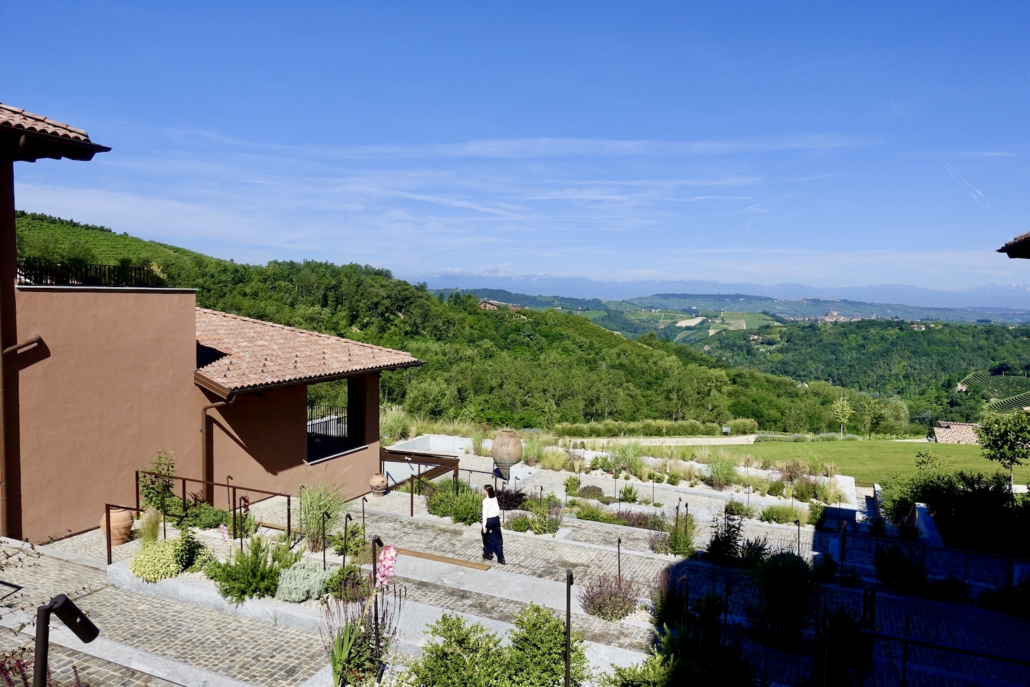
top-left (0, 629), bottom-right (179, 687)
top-left (395, 576), bottom-right (653, 652)
top-left (74, 587), bottom-right (326, 686)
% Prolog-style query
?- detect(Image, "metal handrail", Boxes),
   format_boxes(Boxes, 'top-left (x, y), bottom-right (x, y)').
top-left (135, 471), bottom-right (291, 540)
top-left (104, 503), bottom-right (143, 565)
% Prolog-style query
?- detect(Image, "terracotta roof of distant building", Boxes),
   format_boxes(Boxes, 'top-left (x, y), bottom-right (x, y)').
top-left (0, 102), bottom-right (110, 161)
top-left (998, 232), bottom-right (1030, 259)
top-left (194, 308), bottom-right (422, 396)
top-left (932, 421), bottom-right (980, 445)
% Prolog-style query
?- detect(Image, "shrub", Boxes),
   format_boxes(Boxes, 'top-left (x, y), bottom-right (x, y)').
top-left (205, 536), bottom-right (301, 603)
top-left (507, 604), bottom-right (590, 686)
top-left (129, 541), bottom-right (180, 583)
top-left (868, 516), bottom-right (887, 537)
top-left (426, 481), bottom-right (483, 525)
top-left (648, 530), bottom-right (670, 555)
top-left (747, 553), bottom-right (813, 649)
top-left (171, 528), bottom-right (204, 572)
top-left (579, 574), bottom-right (640, 621)
top-left (591, 453), bottom-right (613, 473)
top-left (326, 564), bottom-right (371, 602)
top-left (740, 537), bottom-right (770, 569)
top-left (619, 485), bottom-right (638, 503)
top-left (497, 486), bottom-right (527, 511)
top-left (728, 418), bottom-right (759, 435)
top-left (577, 485), bottom-right (605, 501)
top-left (405, 613), bottom-right (508, 686)
top-left (724, 500), bottom-right (754, 519)
top-left (177, 501), bottom-right (230, 530)
top-left (706, 516), bottom-right (742, 563)
top-left (137, 506), bottom-right (161, 546)
top-left (508, 516), bottom-right (532, 532)
top-left (276, 560), bottom-right (332, 602)
top-left (648, 569), bottom-right (691, 628)
top-left (766, 480), bottom-right (785, 497)
top-left (781, 460), bottom-right (807, 484)
top-left (874, 546), bottom-right (927, 595)
top-left (760, 504), bottom-right (806, 524)
top-left (329, 522), bottom-right (367, 559)
top-left (299, 481), bottom-right (344, 552)
top-left (615, 511), bottom-right (664, 530)
top-left (666, 473), bottom-right (681, 486)
top-left (791, 477), bottom-right (818, 502)
top-left (808, 502), bottom-right (826, 527)
top-left (563, 475), bottom-right (581, 495)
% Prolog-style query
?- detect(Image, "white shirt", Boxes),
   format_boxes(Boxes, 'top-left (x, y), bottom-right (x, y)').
top-left (482, 497), bottom-right (500, 529)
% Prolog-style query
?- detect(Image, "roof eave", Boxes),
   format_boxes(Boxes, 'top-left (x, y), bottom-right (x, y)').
top-left (0, 126), bottom-right (110, 162)
top-left (194, 359), bottom-right (424, 396)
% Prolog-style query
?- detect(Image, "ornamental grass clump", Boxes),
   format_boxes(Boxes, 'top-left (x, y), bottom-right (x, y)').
top-left (759, 504), bottom-right (807, 525)
top-left (579, 574), bottom-right (640, 621)
top-left (619, 484), bottom-right (638, 503)
top-left (299, 481), bottom-right (345, 552)
top-left (704, 456), bottom-right (737, 490)
top-left (136, 506), bottom-right (161, 546)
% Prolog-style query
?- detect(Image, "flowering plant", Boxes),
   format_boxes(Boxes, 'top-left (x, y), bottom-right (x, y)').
top-left (218, 523), bottom-right (229, 544)
top-left (376, 545), bottom-right (398, 586)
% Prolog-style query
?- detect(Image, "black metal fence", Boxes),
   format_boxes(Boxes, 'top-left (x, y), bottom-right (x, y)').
top-left (308, 404), bottom-right (349, 462)
top-left (18, 258), bottom-right (166, 288)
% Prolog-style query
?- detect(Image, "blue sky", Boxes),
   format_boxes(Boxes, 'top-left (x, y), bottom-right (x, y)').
top-left (5, 2), bottom-right (1030, 293)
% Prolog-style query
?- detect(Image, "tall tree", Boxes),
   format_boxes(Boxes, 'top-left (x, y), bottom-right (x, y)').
top-left (977, 410), bottom-right (1030, 487)
top-left (831, 396), bottom-right (853, 439)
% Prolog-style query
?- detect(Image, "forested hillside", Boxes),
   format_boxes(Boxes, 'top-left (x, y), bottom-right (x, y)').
top-left (698, 320), bottom-right (1030, 423)
top-left (15, 212), bottom-right (887, 433)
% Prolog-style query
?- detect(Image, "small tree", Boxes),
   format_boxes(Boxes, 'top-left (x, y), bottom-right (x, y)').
top-left (831, 396), bottom-right (853, 439)
top-left (977, 410), bottom-right (1030, 487)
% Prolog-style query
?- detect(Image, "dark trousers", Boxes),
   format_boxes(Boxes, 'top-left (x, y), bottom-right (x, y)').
top-left (483, 516), bottom-right (504, 561)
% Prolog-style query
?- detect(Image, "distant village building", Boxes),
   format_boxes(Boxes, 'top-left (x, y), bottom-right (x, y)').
top-left (479, 299), bottom-right (520, 311)
top-left (932, 421), bottom-right (979, 445)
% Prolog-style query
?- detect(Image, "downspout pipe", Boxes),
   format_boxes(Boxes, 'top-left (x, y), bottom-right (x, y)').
top-left (201, 395), bottom-right (236, 505)
top-left (0, 137), bottom-right (26, 539)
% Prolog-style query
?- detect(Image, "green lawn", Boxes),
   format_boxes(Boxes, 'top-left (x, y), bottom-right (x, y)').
top-left (718, 441), bottom-right (1030, 487)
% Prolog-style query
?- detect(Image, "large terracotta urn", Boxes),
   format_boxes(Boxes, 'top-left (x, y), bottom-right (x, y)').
top-left (100, 508), bottom-right (134, 546)
top-left (491, 430), bottom-right (523, 481)
top-left (370, 473), bottom-right (388, 497)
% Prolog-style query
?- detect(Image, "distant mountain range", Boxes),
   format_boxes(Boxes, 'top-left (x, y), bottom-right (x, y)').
top-left (413, 273), bottom-right (1030, 311)
top-left (431, 287), bottom-right (1030, 324)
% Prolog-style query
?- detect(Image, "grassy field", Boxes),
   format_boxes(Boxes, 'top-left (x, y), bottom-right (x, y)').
top-left (718, 441), bottom-right (1030, 487)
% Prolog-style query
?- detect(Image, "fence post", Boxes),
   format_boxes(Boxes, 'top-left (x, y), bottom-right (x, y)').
top-left (840, 522), bottom-right (847, 587)
top-left (286, 495), bottom-right (292, 541)
top-left (134, 471), bottom-right (140, 513)
top-left (565, 569), bottom-right (573, 687)
top-left (617, 538), bottom-right (622, 585)
top-left (231, 486), bottom-right (237, 540)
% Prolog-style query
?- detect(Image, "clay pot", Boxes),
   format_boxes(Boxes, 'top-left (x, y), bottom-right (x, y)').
top-left (491, 430), bottom-right (523, 481)
top-left (100, 508), bottom-right (133, 546)
top-left (370, 472), bottom-right (388, 497)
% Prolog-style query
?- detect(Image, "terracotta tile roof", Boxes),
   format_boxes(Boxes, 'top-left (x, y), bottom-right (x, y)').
top-left (998, 231), bottom-right (1030, 257)
top-left (0, 103), bottom-right (110, 162)
top-left (0, 103), bottom-right (93, 142)
top-left (932, 421), bottom-right (980, 445)
top-left (194, 308), bottom-right (422, 396)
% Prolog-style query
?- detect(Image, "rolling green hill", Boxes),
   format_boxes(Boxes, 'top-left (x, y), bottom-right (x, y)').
top-left (698, 320), bottom-right (1030, 423)
top-left (15, 211), bottom-right (883, 433)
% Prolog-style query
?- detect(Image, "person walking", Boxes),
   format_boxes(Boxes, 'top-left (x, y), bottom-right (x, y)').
top-left (481, 485), bottom-right (505, 564)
